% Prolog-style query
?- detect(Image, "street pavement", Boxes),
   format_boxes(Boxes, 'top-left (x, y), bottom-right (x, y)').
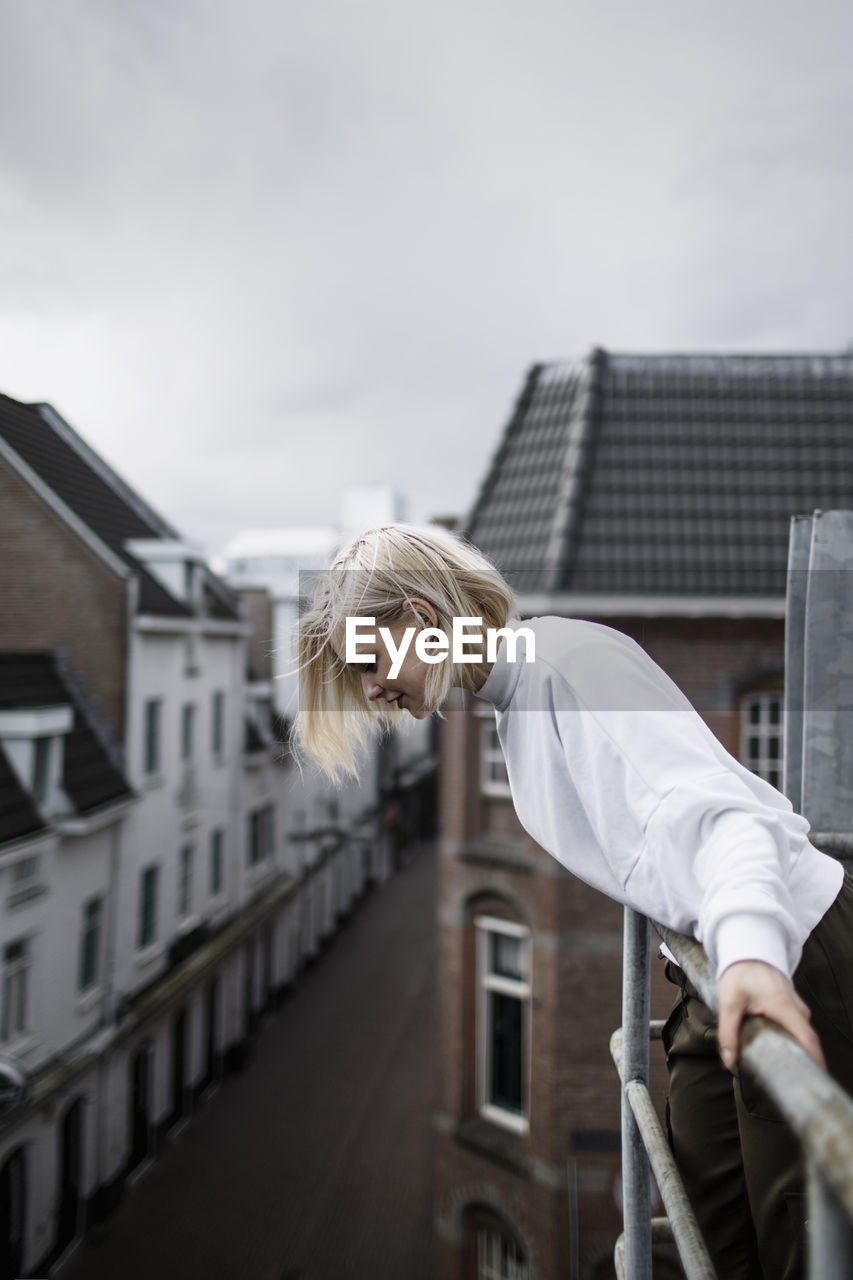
top-left (65, 844), bottom-right (437, 1280)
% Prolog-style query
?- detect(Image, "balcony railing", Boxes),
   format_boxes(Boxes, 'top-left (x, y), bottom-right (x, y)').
top-left (611, 906), bottom-right (853, 1280)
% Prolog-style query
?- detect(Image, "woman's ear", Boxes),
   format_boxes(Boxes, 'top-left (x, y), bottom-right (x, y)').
top-left (403, 597), bottom-right (439, 629)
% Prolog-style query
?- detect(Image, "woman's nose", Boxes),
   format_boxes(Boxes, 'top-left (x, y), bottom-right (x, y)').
top-left (363, 676), bottom-right (384, 701)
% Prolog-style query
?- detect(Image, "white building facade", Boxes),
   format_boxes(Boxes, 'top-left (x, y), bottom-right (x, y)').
top-left (0, 398), bottom-right (392, 1278)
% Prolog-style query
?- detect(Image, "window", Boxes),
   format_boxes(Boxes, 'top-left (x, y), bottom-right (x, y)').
top-left (1, 940), bottom-right (29, 1041)
top-left (183, 560), bottom-right (197, 603)
top-left (183, 632), bottom-right (200, 676)
top-left (10, 854), bottom-right (41, 894)
top-left (477, 1228), bottom-right (528, 1280)
top-left (32, 736), bottom-right (52, 807)
top-left (177, 846), bottom-right (194, 919)
top-left (475, 916), bottom-right (531, 1132)
top-left (137, 865), bottom-right (159, 949)
top-left (143, 698), bottom-right (162, 775)
top-left (480, 714), bottom-right (511, 798)
top-left (212, 691), bottom-right (225, 758)
top-left (741, 692), bottom-right (784, 789)
top-left (180, 703), bottom-right (196, 762)
top-left (248, 806), bottom-right (275, 867)
top-left (210, 829), bottom-right (225, 896)
top-left (78, 896), bottom-right (103, 993)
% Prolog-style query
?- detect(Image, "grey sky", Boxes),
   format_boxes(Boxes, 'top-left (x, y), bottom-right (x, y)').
top-left (1, 0), bottom-right (851, 553)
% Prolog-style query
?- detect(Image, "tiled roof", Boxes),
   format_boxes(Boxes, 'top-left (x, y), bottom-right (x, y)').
top-left (0, 652), bottom-right (133, 817)
top-left (0, 393), bottom-right (241, 620)
top-left (466, 349), bottom-right (853, 597)
top-left (0, 744), bottom-right (47, 846)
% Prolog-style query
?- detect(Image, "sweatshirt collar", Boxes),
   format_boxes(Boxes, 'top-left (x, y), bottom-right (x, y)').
top-left (474, 619), bottom-right (528, 713)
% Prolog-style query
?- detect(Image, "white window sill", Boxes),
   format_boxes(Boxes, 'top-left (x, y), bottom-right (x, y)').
top-left (480, 783), bottom-right (513, 800)
top-left (207, 898), bottom-right (230, 928)
top-left (0, 1031), bottom-right (39, 1060)
top-left (246, 860), bottom-right (275, 885)
top-left (135, 941), bottom-right (163, 968)
top-left (6, 882), bottom-right (48, 909)
top-left (480, 1103), bottom-right (529, 1135)
top-left (175, 913), bottom-right (201, 935)
top-left (75, 986), bottom-right (103, 1014)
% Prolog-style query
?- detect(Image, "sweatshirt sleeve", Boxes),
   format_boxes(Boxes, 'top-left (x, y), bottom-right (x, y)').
top-left (641, 772), bottom-right (802, 977)
top-left (547, 637), bottom-right (805, 979)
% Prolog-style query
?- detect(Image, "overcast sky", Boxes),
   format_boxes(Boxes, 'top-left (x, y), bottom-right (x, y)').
top-left (1, 0), bottom-right (851, 554)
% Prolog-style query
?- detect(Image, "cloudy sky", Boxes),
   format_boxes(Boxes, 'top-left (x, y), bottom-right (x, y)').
top-left (1, 0), bottom-right (851, 554)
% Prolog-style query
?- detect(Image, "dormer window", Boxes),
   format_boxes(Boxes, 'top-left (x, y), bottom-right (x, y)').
top-left (0, 705), bottom-right (73, 817)
top-left (32, 736), bottom-right (52, 808)
top-left (125, 538), bottom-right (208, 610)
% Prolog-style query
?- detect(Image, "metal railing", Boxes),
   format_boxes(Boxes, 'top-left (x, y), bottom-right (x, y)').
top-left (611, 907), bottom-right (853, 1280)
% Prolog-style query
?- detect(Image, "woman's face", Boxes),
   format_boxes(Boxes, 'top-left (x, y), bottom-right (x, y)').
top-left (348, 601), bottom-right (438, 719)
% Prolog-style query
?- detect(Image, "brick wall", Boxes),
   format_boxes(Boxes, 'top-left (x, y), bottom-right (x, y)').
top-left (0, 455), bottom-right (129, 740)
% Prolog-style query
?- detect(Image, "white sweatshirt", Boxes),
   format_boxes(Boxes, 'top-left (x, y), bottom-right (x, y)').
top-left (475, 616), bottom-right (842, 979)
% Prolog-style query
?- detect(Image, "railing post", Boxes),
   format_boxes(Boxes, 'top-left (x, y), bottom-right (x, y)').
top-left (621, 907), bottom-right (653, 1279)
top-left (807, 1158), bottom-right (853, 1279)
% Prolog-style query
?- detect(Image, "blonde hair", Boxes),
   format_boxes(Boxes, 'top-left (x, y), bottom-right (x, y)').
top-left (292, 523), bottom-right (516, 781)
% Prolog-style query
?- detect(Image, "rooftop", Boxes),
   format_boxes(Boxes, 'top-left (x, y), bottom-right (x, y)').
top-left (0, 393), bottom-right (241, 620)
top-left (466, 348), bottom-right (853, 599)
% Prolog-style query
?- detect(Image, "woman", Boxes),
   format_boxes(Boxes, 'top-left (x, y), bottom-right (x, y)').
top-left (294, 521), bottom-right (853, 1279)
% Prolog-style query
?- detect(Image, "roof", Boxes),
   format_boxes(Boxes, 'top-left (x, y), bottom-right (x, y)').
top-left (0, 651), bottom-right (133, 823)
top-left (0, 393), bottom-right (241, 620)
top-left (466, 349), bottom-right (853, 598)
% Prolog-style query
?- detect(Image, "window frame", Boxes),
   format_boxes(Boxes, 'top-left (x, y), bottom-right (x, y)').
top-left (143, 698), bottom-right (162, 776)
top-left (476, 1226), bottom-right (529, 1280)
top-left (211, 691), bottom-right (225, 759)
top-left (477, 707), bottom-right (512, 799)
top-left (209, 828), bottom-right (225, 898)
top-left (475, 914), bottom-right (531, 1134)
top-left (32, 736), bottom-right (52, 808)
top-left (247, 805), bottom-right (275, 868)
top-left (1, 938), bottom-right (30, 1042)
top-left (180, 703), bottom-right (196, 763)
top-left (137, 864), bottom-right (160, 951)
top-left (740, 690), bottom-right (784, 790)
top-left (177, 845), bottom-right (194, 920)
top-left (78, 895), bottom-right (104, 994)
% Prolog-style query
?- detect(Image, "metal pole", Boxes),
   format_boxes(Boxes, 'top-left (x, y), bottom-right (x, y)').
top-left (808, 1157), bottom-right (853, 1280)
top-left (621, 907), bottom-right (652, 1279)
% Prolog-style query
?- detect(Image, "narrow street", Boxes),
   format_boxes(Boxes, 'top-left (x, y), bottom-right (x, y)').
top-left (65, 845), bottom-right (437, 1280)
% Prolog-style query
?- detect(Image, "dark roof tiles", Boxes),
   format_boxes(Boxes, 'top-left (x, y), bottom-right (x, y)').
top-left (466, 349), bottom-right (853, 597)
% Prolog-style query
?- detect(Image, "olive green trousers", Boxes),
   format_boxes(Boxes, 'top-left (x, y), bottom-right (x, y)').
top-left (663, 872), bottom-right (853, 1280)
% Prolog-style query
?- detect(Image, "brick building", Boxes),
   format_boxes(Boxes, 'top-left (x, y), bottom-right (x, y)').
top-left (433, 349), bottom-right (853, 1279)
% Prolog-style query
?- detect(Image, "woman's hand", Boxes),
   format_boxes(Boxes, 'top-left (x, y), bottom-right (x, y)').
top-left (717, 959), bottom-right (825, 1072)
